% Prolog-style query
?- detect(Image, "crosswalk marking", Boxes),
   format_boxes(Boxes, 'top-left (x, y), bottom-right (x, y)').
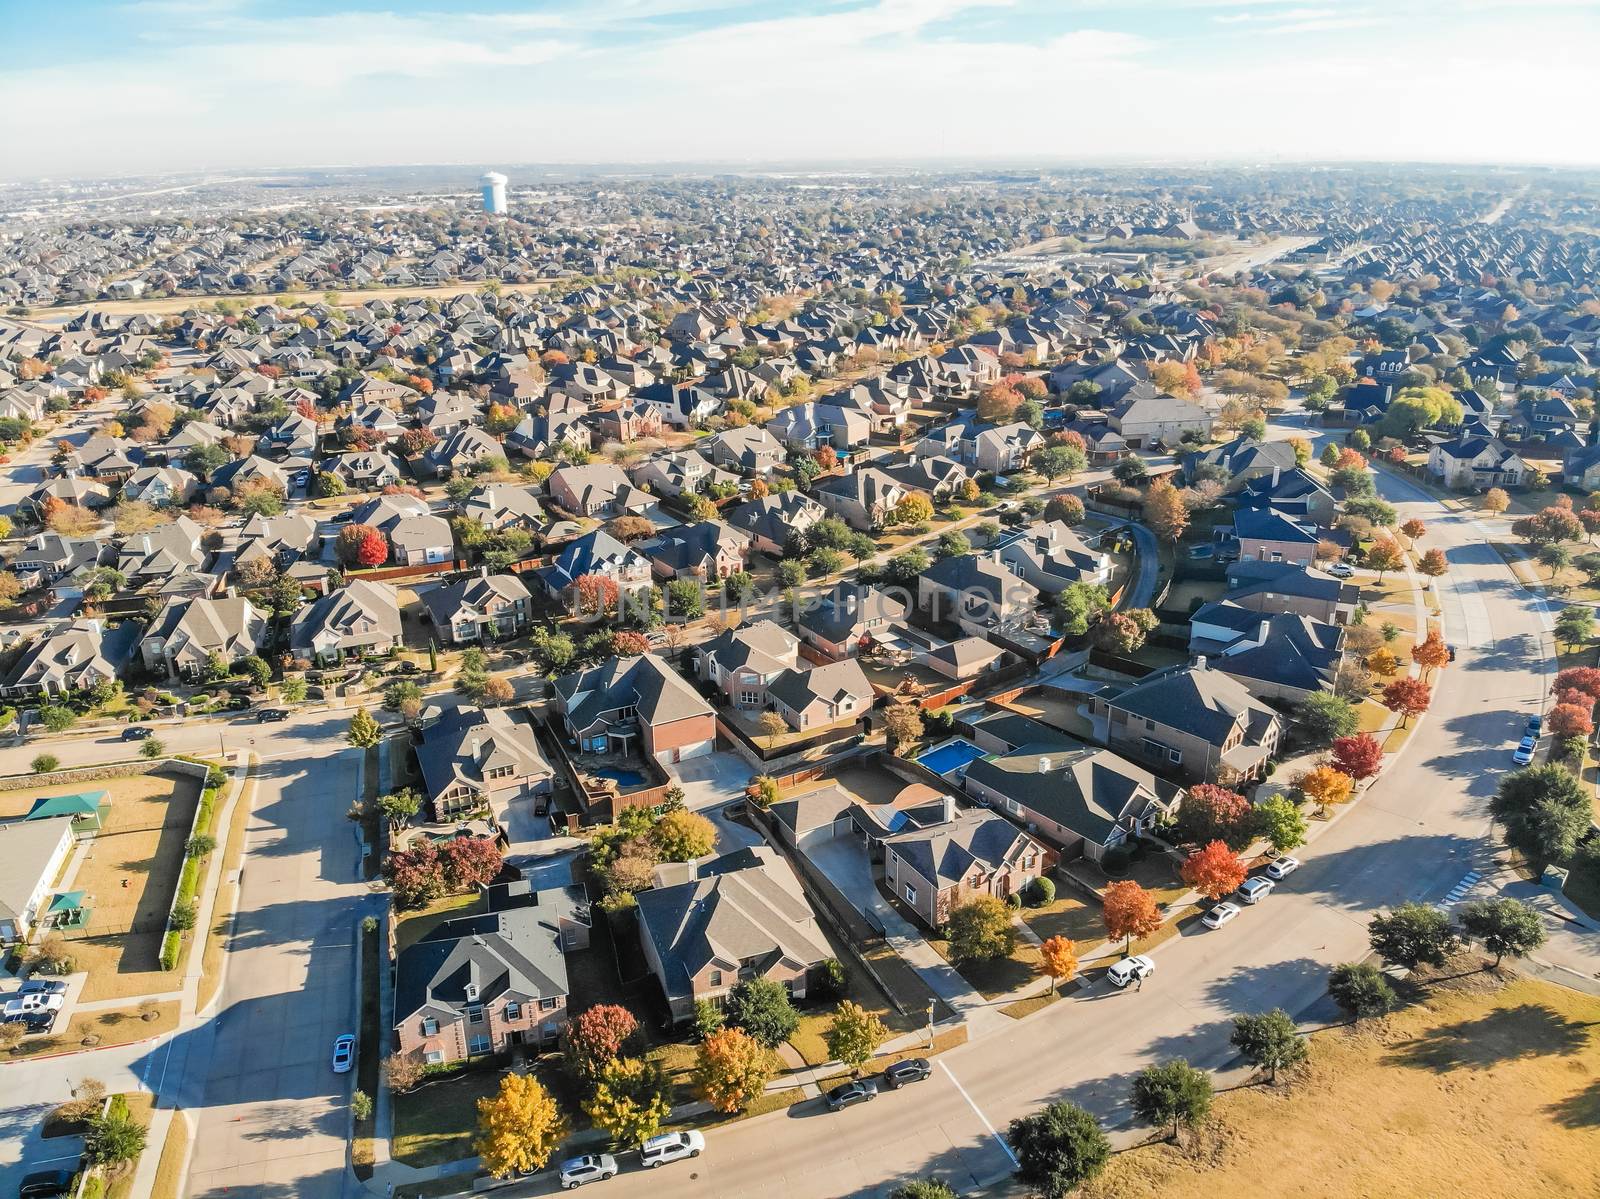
top-left (1443, 871), bottom-right (1482, 904)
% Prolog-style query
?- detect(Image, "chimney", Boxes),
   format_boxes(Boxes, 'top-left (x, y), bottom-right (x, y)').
top-left (141, 535), bottom-right (151, 554)
top-left (469, 737), bottom-right (481, 757)
top-left (1194, 655), bottom-right (1207, 670)
top-left (1037, 755), bottom-right (1052, 772)
top-left (1258, 619), bottom-right (1270, 645)
top-left (844, 591), bottom-right (857, 615)
top-left (1271, 464), bottom-right (1281, 487)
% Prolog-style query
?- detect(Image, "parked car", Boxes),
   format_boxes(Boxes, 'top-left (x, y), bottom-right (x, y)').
top-left (1446, 644), bottom-right (1457, 661)
top-left (1202, 901), bottom-right (1242, 929)
top-left (120, 725), bottom-right (153, 740)
top-left (1512, 735), bottom-right (1536, 766)
top-left (1265, 855), bottom-right (1301, 881)
top-left (1237, 877), bottom-right (1275, 905)
top-left (640, 1131), bottom-right (703, 1168)
top-left (18, 979), bottom-right (68, 996)
top-left (1526, 714), bottom-right (1543, 737)
top-left (825, 1079), bottom-right (877, 1111)
top-left (258, 708), bottom-right (289, 723)
top-left (559, 1154), bottom-right (618, 1189)
top-left (19, 1169), bottom-right (77, 1198)
top-left (882, 1057), bottom-right (932, 1089)
top-left (1326, 562), bottom-right (1355, 578)
top-left (330, 1034), bottom-right (355, 1073)
top-left (398, 660), bottom-right (420, 674)
top-left (1105, 955), bottom-right (1155, 989)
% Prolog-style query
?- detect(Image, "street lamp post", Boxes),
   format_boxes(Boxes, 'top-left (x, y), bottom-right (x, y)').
top-left (926, 999), bottom-right (935, 1050)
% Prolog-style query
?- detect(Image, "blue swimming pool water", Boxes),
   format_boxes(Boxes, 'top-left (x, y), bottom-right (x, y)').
top-left (593, 767), bottom-right (648, 788)
top-left (916, 739), bottom-right (987, 777)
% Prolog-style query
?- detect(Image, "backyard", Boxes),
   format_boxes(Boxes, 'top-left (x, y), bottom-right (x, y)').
top-left (18, 770), bottom-right (204, 1003)
top-left (1080, 973), bottom-right (1600, 1198)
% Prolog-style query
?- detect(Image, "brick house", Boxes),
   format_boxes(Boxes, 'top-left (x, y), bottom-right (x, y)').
top-left (551, 652), bottom-right (717, 764)
top-left (883, 810), bottom-right (1054, 928)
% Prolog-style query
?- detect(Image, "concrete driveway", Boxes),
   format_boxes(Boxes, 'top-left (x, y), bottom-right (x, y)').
top-left (668, 752), bottom-right (763, 853)
top-left (0, 1110), bottom-right (83, 1197)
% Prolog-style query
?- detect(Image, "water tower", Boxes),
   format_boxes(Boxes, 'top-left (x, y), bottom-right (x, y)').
top-left (480, 171), bottom-right (508, 215)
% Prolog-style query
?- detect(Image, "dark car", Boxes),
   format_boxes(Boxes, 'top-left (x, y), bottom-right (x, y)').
top-left (19, 1169), bottom-right (77, 1198)
top-left (882, 1058), bottom-right (931, 1089)
top-left (257, 708), bottom-right (289, 723)
top-left (399, 660), bottom-right (420, 674)
top-left (19, 979), bottom-right (68, 996)
top-left (120, 725), bottom-right (153, 740)
top-left (825, 1079), bottom-right (877, 1111)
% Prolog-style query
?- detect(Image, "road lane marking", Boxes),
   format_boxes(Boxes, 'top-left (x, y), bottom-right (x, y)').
top-left (938, 1060), bottom-right (1017, 1168)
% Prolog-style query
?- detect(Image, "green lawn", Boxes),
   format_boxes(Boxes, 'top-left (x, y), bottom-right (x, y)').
top-left (1021, 887), bottom-right (1104, 948)
top-left (391, 1066), bottom-right (504, 1168)
top-left (786, 947), bottom-right (918, 1066)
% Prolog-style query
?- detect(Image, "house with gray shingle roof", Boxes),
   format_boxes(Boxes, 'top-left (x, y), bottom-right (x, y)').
top-left (141, 595), bottom-right (270, 680)
top-left (1091, 665), bottom-right (1281, 785)
top-left (883, 809), bottom-right (1053, 927)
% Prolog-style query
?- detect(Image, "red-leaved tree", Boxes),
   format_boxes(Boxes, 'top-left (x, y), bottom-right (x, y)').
top-left (1330, 733), bottom-right (1383, 780)
top-left (441, 836), bottom-right (503, 892)
top-left (573, 573), bottom-right (620, 615)
top-left (1555, 667), bottom-right (1600, 705)
top-left (383, 840), bottom-right (445, 909)
top-left (1176, 783), bottom-right (1253, 846)
top-left (1180, 840), bottom-right (1248, 901)
top-left (1381, 677), bottom-right (1432, 727)
top-left (356, 526), bottom-right (388, 567)
top-left (563, 1004), bottom-right (639, 1081)
top-left (1549, 703), bottom-right (1594, 739)
top-left (611, 631), bottom-right (650, 656)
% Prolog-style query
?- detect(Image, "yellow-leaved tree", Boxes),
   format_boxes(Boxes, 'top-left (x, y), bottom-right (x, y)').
top-left (695, 1027), bottom-right (773, 1113)
top-left (1038, 935), bottom-right (1079, 994)
top-left (475, 1072), bottom-right (567, 1179)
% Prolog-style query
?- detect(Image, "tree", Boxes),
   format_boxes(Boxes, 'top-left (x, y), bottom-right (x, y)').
top-left (1366, 647), bottom-right (1400, 678)
top-left (1411, 629), bottom-right (1450, 679)
top-left (695, 1027), bottom-right (774, 1113)
top-left (1327, 961), bottom-right (1396, 1021)
top-left (1416, 547), bottom-right (1448, 578)
top-left (564, 1004), bottom-right (640, 1081)
top-left (140, 736), bottom-right (166, 759)
top-left (1103, 880), bottom-right (1162, 953)
top-left (1541, 543), bottom-right (1572, 582)
top-left (1142, 478), bottom-right (1188, 543)
top-left (57, 1077), bottom-right (108, 1123)
top-left (1044, 494), bottom-right (1085, 526)
top-left (1008, 1101), bottom-right (1111, 1198)
top-left (383, 840), bottom-right (446, 909)
top-left (1491, 763), bottom-right (1592, 871)
top-left (1456, 897), bottom-right (1546, 968)
top-left (934, 528), bottom-right (971, 559)
top-left (757, 710), bottom-right (787, 749)
top-left (475, 1072), bottom-right (567, 1179)
top-left (385, 1053), bottom-right (425, 1093)
top-left (1513, 504), bottom-right (1585, 548)
top-left (1401, 517), bottom-right (1427, 540)
top-left (884, 702), bottom-right (924, 751)
top-left (945, 894), bottom-right (1017, 964)
top-left (1176, 783), bottom-right (1253, 846)
top-left (826, 1000), bottom-right (888, 1074)
top-left (574, 573), bottom-right (621, 615)
top-left (1038, 935), bottom-right (1078, 994)
top-left (726, 977), bottom-right (799, 1048)
top-left (184, 441), bottom-right (230, 480)
top-left (894, 492), bottom-right (933, 526)
top-left (1095, 610), bottom-right (1149, 655)
top-left (1112, 455), bottom-right (1147, 484)
top-left (1380, 677), bottom-right (1431, 727)
top-left (441, 836), bottom-right (503, 891)
top-left (1231, 1009), bottom-right (1309, 1083)
top-left (38, 704), bottom-right (76, 733)
top-left (479, 675), bottom-right (515, 706)
top-left (1549, 703), bottom-right (1593, 739)
top-left (652, 809), bottom-right (716, 862)
top-left (1365, 536), bottom-right (1404, 582)
top-left (891, 1184), bottom-right (958, 1199)
top-left (1181, 840), bottom-right (1248, 900)
top-left (1483, 487), bottom-right (1510, 514)
top-left (1330, 733), bottom-right (1383, 781)
top-left (346, 707), bottom-right (380, 749)
top-left (1035, 444), bottom-right (1087, 481)
top-left (1130, 1059), bottom-right (1213, 1143)
top-left (376, 787), bottom-right (421, 833)
top-left (85, 1101), bottom-right (147, 1173)
top-left (1295, 764), bottom-right (1354, 814)
top-left (1254, 793), bottom-right (1308, 854)
top-left (585, 1056), bottom-right (672, 1148)
top-left (335, 523), bottom-right (383, 567)
top-left (1555, 605), bottom-right (1595, 651)
top-left (1369, 901), bottom-right (1460, 969)
top-left (1296, 692), bottom-right (1358, 743)
top-left (1555, 666), bottom-right (1600, 704)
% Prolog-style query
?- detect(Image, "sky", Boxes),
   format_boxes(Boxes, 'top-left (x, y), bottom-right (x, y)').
top-left (2, 0), bottom-right (1599, 180)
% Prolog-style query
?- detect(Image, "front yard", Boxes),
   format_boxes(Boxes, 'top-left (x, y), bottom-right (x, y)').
top-left (391, 1063), bottom-right (505, 1168)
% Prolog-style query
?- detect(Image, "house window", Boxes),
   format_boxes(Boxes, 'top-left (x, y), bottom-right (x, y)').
top-left (466, 1005), bottom-right (484, 1024)
top-left (738, 691), bottom-right (758, 706)
top-left (904, 883), bottom-right (917, 905)
top-left (539, 997), bottom-right (557, 1011)
top-left (709, 970), bottom-right (723, 987)
top-left (468, 1034), bottom-right (491, 1056)
top-left (425, 1049), bottom-right (443, 1065)
top-left (505, 1002), bottom-right (521, 1021)
top-left (1167, 747), bottom-right (1183, 765)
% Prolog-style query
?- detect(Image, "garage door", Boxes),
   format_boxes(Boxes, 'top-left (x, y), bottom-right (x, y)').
top-left (673, 739), bottom-right (713, 763)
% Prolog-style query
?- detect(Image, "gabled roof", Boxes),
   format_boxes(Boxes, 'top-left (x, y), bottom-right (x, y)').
top-left (1108, 666), bottom-right (1279, 747)
top-left (964, 743), bottom-right (1182, 846)
top-left (394, 894), bottom-right (574, 1025)
top-left (553, 653), bottom-right (714, 732)
top-left (884, 811), bottom-right (1042, 888)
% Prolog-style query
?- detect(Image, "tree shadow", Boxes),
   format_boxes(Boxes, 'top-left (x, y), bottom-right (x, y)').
top-left (1384, 1003), bottom-right (1596, 1073)
top-left (1546, 1079), bottom-right (1600, 1129)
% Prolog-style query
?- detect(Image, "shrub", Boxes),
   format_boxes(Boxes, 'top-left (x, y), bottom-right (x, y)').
top-left (159, 931), bottom-right (180, 971)
top-left (30, 753), bottom-right (59, 774)
top-left (1026, 876), bottom-right (1056, 907)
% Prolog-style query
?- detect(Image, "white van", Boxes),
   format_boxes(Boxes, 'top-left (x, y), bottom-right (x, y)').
top-left (1105, 955), bottom-right (1155, 988)
top-left (640, 1131), bottom-right (704, 1168)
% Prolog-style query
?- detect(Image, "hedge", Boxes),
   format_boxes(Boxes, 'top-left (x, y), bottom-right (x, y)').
top-left (158, 757), bottom-right (230, 971)
top-left (159, 932), bottom-right (180, 971)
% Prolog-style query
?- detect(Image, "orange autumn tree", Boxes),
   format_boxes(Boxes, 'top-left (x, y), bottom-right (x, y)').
top-left (1038, 936), bottom-right (1079, 994)
top-left (1411, 629), bottom-right (1449, 679)
top-left (1381, 677), bottom-right (1431, 727)
top-left (1296, 764), bottom-right (1354, 814)
top-left (1103, 881), bottom-right (1162, 954)
top-left (1417, 548), bottom-right (1448, 578)
top-left (1180, 840), bottom-right (1248, 901)
top-left (1366, 537), bottom-right (1405, 583)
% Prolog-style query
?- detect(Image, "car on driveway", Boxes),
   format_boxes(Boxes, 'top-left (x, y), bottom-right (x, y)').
top-left (1237, 877), bottom-right (1275, 905)
top-left (825, 1079), bottom-right (877, 1111)
top-left (331, 1034), bottom-right (355, 1073)
top-left (121, 725), bottom-right (153, 740)
top-left (1265, 855), bottom-right (1301, 881)
top-left (1512, 735), bottom-right (1536, 766)
top-left (1202, 901), bottom-right (1242, 929)
top-left (19, 978), bottom-right (68, 996)
top-left (19, 1169), bottom-right (78, 1198)
top-left (560, 1154), bottom-right (618, 1189)
top-left (882, 1057), bottom-right (931, 1089)
top-left (1105, 954), bottom-right (1155, 988)
top-left (640, 1131), bottom-right (703, 1168)
top-left (1326, 562), bottom-right (1355, 578)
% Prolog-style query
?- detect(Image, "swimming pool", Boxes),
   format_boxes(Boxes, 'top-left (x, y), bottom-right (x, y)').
top-left (592, 767), bottom-right (648, 788)
top-left (916, 738), bottom-right (988, 777)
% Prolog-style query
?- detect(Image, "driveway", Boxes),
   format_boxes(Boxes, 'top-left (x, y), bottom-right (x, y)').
top-left (0, 1111), bottom-right (83, 1196)
top-left (668, 752), bottom-right (763, 853)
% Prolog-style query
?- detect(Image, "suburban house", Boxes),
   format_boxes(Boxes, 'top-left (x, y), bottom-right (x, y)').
top-left (883, 808), bottom-right (1055, 927)
top-left (1092, 665), bottom-right (1282, 785)
top-left (1223, 561), bottom-right (1359, 625)
top-left (288, 579), bottom-right (403, 664)
top-left (461, 484), bottom-right (546, 532)
top-left (795, 582), bottom-right (909, 659)
top-left (539, 529), bottom-right (653, 610)
top-left (643, 521), bottom-right (750, 581)
top-left (3, 619), bottom-right (133, 698)
top-left (1108, 394), bottom-right (1211, 448)
top-left (394, 883), bottom-right (589, 1065)
top-left (420, 573), bottom-right (532, 645)
top-left (765, 402), bottom-right (871, 452)
top-left (992, 521), bottom-right (1110, 594)
top-left (121, 465), bottom-right (198, 506)
top-left (546, 464), bottom-right (651, 518)
top-left (1189, 606), bottom-right (1343, 703)
top-left (918, 554), bottom-right (1032, 631)
top-left (1231, 507), bottom-right (1322, 568)
top-left (551, 653), bottom-right (717, 764)
top-left (725, 492), bottom-right (825, 556)
top-left (1426, 434), bottom-right (1527, 489)
top-left (116, 517), bottom-right (206, 585)
top-left (697, 620), bottom-right (801, 709)
top-left (706, 425), bottom-right (786, 475)
top-left (634, 847), bottom-right (833, 1024)
top-left (765, 658), bottom-right (875, 732)
top-left (417, 705), bottom-right (554, 820)
top-left (1183, 437), bottom-right (1298, 489)
top-left (141, 595), bottom-right (271, 680)
top-left (811, 467), bottom-right (907, 531)
top-left (963, 743), bottom-right (1184, 863)
top-left (970, 422), bottom-right (1044, 473)
top-left (0, 817), bottom-right (77, 942)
